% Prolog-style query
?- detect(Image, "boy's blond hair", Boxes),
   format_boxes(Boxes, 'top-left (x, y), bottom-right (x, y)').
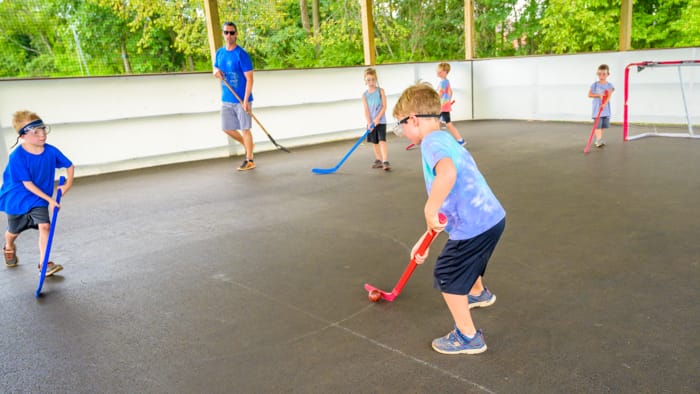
top-left (12, 110), bottom-right (40, 132)
top-left (393, 82), bottom-right (441, 119)
top-left (437, 62), bottom-right (451, 74)
top-left (364, 67), bottom-right (377, 79)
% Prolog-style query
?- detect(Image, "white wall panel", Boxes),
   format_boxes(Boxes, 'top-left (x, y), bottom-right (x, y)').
top-left (0, 48), bottom-right (696, 177)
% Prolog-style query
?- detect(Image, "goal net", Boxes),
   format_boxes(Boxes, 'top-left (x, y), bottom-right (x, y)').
top-left (623, 60), bottom-right (700, 141)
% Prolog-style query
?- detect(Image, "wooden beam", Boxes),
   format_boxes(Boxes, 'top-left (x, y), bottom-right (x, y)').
top-left (619, 0), bottom-right (633, 51)
top-left (464, 0), bottom-right (475, 59)
top-left (203, 0), bottom-right (222, 63)
top-left (359, 0), bottom-right (376, 66)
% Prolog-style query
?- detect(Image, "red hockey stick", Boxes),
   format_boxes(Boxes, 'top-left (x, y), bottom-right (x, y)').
top-left (584, 91), bottom-right (610, 154)
top-left (364, 213), bottom-right (447, 302)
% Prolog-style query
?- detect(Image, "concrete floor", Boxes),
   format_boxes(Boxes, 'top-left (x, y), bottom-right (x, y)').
top-left (0, 120), bottom-right (698, 393)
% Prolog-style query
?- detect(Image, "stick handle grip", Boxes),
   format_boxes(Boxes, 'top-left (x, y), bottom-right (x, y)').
top-left (55, 176), bottom-right (66, 204)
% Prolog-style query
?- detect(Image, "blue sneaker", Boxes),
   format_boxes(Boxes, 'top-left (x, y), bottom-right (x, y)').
top-left (432, 327), bottom-right (487, 355)
top-left (468, 288), bottom-right (496, 309)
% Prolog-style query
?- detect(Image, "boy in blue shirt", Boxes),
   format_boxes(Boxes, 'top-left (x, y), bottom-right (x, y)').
top-left (587, 64), bottom-right (615, 148)
top-left (0, 110), bottom-right (74, 276)
top-left (393, 83), bottom-right (506, 355)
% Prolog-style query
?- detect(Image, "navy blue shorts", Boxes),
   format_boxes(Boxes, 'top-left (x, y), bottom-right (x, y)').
top-left (367, 124), bottom-right (387, 144)
top-left (440, 111), bottom-right (451, 124)
top-left (434, 218), bottom-right (506, 295)
top-left (597, 116), bottom-right (610, 129)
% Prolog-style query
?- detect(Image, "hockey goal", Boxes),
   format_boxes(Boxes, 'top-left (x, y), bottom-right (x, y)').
top-left (623, 60), bottom-right (700, 141)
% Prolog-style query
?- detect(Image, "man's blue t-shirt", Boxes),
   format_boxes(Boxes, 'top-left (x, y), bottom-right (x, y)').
top-left (421, 131), bottom-right (505, 240)
top-left (0, 144), bottom-right (72, 215)
top-left (591, 81), bottom-right (614, 118)
top-left (214, 46), bottom-right (254, 104)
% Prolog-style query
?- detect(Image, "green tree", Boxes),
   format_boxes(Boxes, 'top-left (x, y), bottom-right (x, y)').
top-left (509, 0), bottom-right (548, 55)
top-left (0, 0), bottom-right (77, 77)
top-left (632, 0), bottom-right (700, 49)
top-left (473, 0), bottom-right (519, 57)
top-left (538, 0), bottom-right (620, 54)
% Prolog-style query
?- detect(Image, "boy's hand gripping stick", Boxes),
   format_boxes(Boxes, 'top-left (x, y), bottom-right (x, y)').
top-left (364, 213), bottom-right (447, 302)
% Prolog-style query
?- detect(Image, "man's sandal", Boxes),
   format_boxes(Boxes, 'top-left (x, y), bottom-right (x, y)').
top-left (3, 246), bottom-right (18, 267)
top-left (38, 262), bottom-right (63, 276)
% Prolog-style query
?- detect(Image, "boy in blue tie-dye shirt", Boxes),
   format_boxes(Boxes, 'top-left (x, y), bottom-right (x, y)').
top-left (393, 82), bottom-right (506, 355)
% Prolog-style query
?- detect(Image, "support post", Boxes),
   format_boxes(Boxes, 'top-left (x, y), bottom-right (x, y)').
top-left (464, 0), bottom-right (475, 59)
top-left (619, 0), bottom-right (632, 51)
top-left (203, 0), bottom-right (222, 63)
top-left (360, 0), bottom-right (376, 66)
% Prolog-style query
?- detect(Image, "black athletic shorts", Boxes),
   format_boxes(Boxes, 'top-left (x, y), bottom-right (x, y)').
top-left (434, 218), bottom-right (506, 295)
top-left (6, 206), bottom-right (50, 235)
top-left (598, 116), bottom-right (610, 129)
top-left (367, 124), bottom-right (387, 144)
top-left (440, 111), bottom-right (451, 124)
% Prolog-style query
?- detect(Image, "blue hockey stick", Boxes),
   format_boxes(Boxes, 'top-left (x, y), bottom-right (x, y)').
top-left (311, 128), bottom-right (371, 174)
top-left (35, 176), bottom-right (65, 298)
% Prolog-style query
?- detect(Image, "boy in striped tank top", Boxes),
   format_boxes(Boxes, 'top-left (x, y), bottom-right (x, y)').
top-left (362, 68), bottom-right (391, 171)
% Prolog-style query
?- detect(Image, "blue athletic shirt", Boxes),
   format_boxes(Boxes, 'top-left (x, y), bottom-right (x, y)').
top-left (421, 131), bottom-right (505, 240)
top-left (591, 81), bottom-right (614, 118)
top-left (0, 144), bottom-right (72, 215)
top-left (364, 88), bottom-right (386, 125)
top-left (215, 45), bottom-right (254, 104)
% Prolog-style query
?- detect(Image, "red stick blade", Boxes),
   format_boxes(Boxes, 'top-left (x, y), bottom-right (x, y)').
top-left (364, 283), bottom-right (394, 302)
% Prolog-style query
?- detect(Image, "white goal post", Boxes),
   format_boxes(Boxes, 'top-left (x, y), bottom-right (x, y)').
top-left (623, 60), bottom-right (700, 141)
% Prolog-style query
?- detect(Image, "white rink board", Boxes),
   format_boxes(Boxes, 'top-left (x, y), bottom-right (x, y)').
top-left (0, 47), bottom-right (697, 176)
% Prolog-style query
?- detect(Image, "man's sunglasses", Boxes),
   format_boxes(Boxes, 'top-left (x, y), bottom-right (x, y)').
top-left (223, 30), bottom-right (237, 35)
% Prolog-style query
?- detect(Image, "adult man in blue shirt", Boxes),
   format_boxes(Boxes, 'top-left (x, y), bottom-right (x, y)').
top-left (213, 22), bottom-right (256, 171)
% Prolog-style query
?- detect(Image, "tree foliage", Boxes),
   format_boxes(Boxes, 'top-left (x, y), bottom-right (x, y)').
top-left (0, 0), bottom-right (698, 78)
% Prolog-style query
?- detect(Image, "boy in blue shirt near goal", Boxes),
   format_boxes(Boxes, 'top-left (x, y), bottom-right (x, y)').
top-left (0, 110), bottom-right (74, 276)
top-left (588, 64), bottom-right (615, 147)
top-left (393, 83), bottom-right (506, 355)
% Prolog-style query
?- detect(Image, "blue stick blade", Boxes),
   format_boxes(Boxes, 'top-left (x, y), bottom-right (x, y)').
top-left (311, 168), bottom-right (337, 174)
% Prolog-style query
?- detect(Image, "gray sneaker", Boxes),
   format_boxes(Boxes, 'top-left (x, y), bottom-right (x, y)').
top-left (595, 139), bottom-right (606, 148)
top-left (371, 160), bottom-right (383, 169)
top-left (468, 288), bottom-right (496, 309)
top-left (432, 327), bottom-right (487, 355)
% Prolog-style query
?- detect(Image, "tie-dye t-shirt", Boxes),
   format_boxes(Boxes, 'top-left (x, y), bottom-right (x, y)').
top-left (438, 79), bottom-right (452, 112)
top-left (422, 131), bottom-right (505, 240)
